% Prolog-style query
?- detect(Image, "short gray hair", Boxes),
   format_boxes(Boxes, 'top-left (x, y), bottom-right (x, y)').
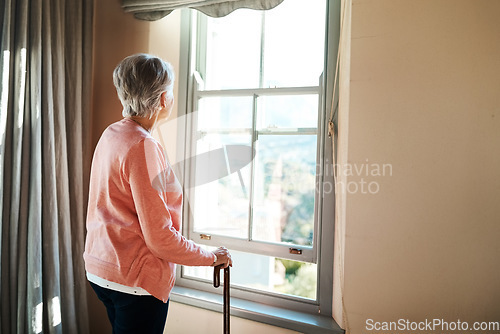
top-left (113, 53), bottom-right (175, 118)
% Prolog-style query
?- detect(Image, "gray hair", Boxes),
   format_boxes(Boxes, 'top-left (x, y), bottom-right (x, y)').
top-left (113, 53), bottom-right (175, 118)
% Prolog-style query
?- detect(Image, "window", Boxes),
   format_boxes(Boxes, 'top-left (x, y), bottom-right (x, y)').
top-left (173, 0), bottom-right (337, 318)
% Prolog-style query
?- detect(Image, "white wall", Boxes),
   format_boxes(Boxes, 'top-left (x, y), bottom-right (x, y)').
top-left (341, 0), bottom-right (500, 332)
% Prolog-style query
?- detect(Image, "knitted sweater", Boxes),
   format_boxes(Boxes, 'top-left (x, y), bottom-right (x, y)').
top-left (84, 118), bottom-right (214, 302)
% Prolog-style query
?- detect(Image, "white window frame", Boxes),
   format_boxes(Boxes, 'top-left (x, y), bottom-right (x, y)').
top-left (187, 74), bottom-right (321, 264)
top-left (173, 1), bottom-right (341, 327)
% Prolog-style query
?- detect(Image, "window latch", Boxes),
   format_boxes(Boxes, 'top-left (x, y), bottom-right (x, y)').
top-left (289, 248), bottom-right (303, 255)
top-left (200, 234), bottom-right (212, 240)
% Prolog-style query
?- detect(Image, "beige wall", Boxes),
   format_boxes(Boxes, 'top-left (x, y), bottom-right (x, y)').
top-left (342, 0), bottom-right (500, 333)
top-left (91, 0), bottom-right (500, 333)
top-left (165, 303), bottom-right (300, 334)
top-left (91, 0), bottom-right (149, 150)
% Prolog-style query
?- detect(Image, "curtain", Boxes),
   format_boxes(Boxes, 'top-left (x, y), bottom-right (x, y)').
top-left (122, 0), bottom-right (284, 20)
top-left (0, 0), bottom-right (93, 333)
top-left (329, 0), bottom-right (350, 331)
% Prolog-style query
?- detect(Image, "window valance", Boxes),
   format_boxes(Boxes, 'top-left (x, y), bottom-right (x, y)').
top-left (122, 0), bottom-right (284, 20)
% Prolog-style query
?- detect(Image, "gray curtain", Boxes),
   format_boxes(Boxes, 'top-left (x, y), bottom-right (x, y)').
top-left (122, 0), bottom-right (284, 20)
top-left (0, 0), bottom-right (93, 333)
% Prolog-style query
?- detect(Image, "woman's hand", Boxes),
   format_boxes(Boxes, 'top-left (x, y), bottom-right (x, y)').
top-left (212, 247), bottom-right (232, 268)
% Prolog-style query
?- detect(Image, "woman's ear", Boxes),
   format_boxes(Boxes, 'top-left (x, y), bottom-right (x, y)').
top-left (160, 92), bottom-right (167, 108)
top-left (161, 91), bottom-right (173, 108)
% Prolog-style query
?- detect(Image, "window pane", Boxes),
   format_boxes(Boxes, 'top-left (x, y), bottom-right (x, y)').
top-left (262, 0), bottom-right (326, 88)
top-left (198, 96), bottom-right (253, 130)
top-left (204, 10), bottom-right (262, 90)
top-left (183, 247), bottom-right (317, 300)
top-left (192, 96), bottom-right (253, 238)
top-left (252, 135), bottom-right (317, 246)
top-left (257, 95), bottom-right (319, 130)
top-left (192, 134), bottom-right (252, 239)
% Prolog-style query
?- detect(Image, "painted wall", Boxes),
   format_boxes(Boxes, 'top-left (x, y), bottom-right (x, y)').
top-left (342, 0), bottom-right (500, 333)
top-left (90, 0), bottom-right (500, 333)
top-left (165, 303), bottom-right (299, 334)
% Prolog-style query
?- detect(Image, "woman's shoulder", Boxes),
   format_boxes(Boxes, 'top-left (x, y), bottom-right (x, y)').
top-left (105, 118), bottom-right (153, 143)
top-left (95, 119), bottom-right (157, 158)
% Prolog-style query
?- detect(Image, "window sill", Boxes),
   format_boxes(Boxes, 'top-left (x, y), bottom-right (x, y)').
top-left (170, 286), bottom-right (344, 334)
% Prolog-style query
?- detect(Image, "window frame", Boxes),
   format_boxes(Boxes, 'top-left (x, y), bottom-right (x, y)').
top-left (186, 4), bottom-right (325, 265)
top-left (173, 0), bottom-right (340, 322)
top-left (187, 74), bottom-right (322, 264)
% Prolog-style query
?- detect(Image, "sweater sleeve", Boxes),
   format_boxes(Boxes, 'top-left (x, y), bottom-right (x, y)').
top-left (124, 137), bottom-right (215, 266)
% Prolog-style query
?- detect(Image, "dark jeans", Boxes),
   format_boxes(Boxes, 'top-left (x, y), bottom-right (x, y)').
top-left (90, 281), bottom-right (169, 334)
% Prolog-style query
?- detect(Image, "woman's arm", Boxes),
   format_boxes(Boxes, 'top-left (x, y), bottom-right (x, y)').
top-left (125, 138), bottom-right (215, 266)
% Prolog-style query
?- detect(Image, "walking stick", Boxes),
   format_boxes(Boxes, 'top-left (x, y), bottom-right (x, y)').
top-left (213, 264), bottom-right (230, 334)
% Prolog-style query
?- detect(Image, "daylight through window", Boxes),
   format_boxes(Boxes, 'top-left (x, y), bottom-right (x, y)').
top-left (181, 0), bottom-right (328, 303)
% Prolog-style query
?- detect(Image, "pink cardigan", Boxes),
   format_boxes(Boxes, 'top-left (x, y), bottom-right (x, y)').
top-left (84, 118), bottom-right (215, 302)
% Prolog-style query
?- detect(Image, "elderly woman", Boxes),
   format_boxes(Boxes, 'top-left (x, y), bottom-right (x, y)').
top-left (84, 53), bottom-right (232, 333)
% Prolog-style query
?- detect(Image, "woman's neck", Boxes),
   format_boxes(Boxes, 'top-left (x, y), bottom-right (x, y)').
top-left (127, 115), bottom-right (158, 133)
